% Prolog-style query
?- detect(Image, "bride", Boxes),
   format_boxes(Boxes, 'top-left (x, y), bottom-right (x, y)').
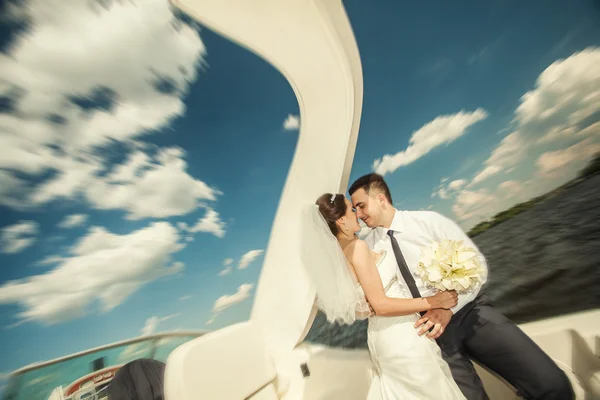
top-left (302, 193), bottom-right (466, 400)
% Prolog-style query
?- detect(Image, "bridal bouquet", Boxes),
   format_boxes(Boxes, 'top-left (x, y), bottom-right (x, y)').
top-left (416, 239), bottom-right (484, 293)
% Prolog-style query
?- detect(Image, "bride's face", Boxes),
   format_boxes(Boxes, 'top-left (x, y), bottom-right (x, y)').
top-left (341, 197), bottom-right (361, 234)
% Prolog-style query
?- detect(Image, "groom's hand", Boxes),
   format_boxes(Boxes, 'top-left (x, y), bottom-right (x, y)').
top-left (415, 309), bottom-right (452, 339)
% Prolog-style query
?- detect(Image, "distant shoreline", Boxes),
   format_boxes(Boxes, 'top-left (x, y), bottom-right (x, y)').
top-left (468, 153), bottom-right (600, 238)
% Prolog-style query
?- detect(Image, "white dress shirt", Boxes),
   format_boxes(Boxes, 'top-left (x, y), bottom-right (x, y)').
top-left (363, 209), bottom-right (488, 314)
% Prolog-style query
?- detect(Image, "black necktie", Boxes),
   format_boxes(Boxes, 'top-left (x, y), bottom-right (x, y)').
top-left (387, 230), bottom-right (422, 299)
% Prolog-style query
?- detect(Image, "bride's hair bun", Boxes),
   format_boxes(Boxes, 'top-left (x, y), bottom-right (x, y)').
top-left (316, 193), bottom-right (347, 236)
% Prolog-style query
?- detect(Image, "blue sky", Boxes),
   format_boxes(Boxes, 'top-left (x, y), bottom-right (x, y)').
top-left (0, 0), bottom-right (599, 390)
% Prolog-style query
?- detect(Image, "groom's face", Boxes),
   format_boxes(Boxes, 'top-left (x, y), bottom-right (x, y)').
top-left (351, 188), bottom-right (381, 228)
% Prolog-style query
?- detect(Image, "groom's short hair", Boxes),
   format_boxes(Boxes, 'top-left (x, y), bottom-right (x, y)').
top-left (348, 173), bottom-right (393, 204)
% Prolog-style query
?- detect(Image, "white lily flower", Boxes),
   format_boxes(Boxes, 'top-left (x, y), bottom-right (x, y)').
top-left (416, 239), bottom-right (484, 293)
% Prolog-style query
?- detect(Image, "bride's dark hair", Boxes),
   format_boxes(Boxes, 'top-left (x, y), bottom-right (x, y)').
top-left (316, 193), bottom-right (346, 236)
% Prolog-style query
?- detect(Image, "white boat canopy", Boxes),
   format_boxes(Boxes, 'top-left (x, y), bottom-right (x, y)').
top-left (165, 0), bottom-right (363, 398)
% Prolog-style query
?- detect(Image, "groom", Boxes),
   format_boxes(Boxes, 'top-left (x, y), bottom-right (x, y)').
top-left (349, 173), bottom-right (573, 400)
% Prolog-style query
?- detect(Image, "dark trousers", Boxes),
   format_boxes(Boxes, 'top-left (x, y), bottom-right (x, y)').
top-left (436, 294), bottom-right (575, 400)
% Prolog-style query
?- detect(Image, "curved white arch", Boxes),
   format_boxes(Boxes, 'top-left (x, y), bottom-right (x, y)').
top-left (171, 0), bottom-right (363, 351)
top-left (164, 1), bottom-right (362, 398)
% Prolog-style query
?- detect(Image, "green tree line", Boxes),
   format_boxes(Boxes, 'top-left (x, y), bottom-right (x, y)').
top-left (467, 152), bottom-right (600, 237)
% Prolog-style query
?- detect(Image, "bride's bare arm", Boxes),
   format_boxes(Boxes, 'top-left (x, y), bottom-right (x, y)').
top-left (348, 240), bottom-right (456, 317)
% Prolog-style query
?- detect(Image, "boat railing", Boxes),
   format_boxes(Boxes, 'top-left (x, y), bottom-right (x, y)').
top-left (9, 330), bottom-right (209, 376)
top-left (62, 383), bottom-right (109, 400)
top-left (2, 330), bottom-right (209, 400)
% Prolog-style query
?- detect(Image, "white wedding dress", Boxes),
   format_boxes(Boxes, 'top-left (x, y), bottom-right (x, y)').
top-left (358, 250), bottom-right (466, 400)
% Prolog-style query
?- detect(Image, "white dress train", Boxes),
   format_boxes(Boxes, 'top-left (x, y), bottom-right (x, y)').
top-left (358, 250), bottom-right (466, 400)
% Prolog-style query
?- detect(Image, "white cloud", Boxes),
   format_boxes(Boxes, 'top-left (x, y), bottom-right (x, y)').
top-left (238, 249), bottom-right (264, 270)
top-left (90, 148), bottom-right (219, 220)
top-left (468, 46), bottom-right (490, 65)
top-left (452, 189), bottom-right (497, 222)
top-left (537, 125), bottom-right (578, 144)
top-left (105, 151), bottom-right (151, 184)
top-left (141, 316), bottom-right (160, 336)
top-left (0, 0), bottom-right (210, 218)
top-left (448, 179), bottom-right (467, 190)
top-left (515, 47), bottom-right (600, 129)
top-left (574, 121), bottom-right (600, 140)
top-left (186, 208), bottom-right (226, 238)
top-left (32, 146), bottom-right (221, 220)
top-left (372, 108), bottom-right (488, 176)
top-left (536, 137), bottom-right (600, 177)
top-left (118, 343), bottom-right (150, 363)
top-left (470, 47), bottom-right (600, 186)
top-left (0, 171), bottom-right (29, 209)
top-left (206, 283), bottom-right (254, 325)
top-left (471, 164), bottom-right (503, 186)
top-left (470, 132), bottom-right (524, 185)
top-left (0, 221), bottom-right (39, 254)
top-left (497, 180), bottom-right (525, 196)
top-left (432, 187), bottom-right (449, 200)
top-left (0, 117), bottom-right (58, 175)
top-left (432, 178), bottom-right (467, 199)
top-left (283, 114), bottom-right (300, 131)
top-left (453, 188), bottom-right (509, 229)
top-left (179, 295), bottom-right (192, 301)
top-left (35, 255), bottom-right (65, 266)
top-left (218, 258), bottom-right (234, 276)
top-left (141, 313), bottom-right (179, 336)
top-left (1, 0), bottom-right (204, 137)
top-left (29, 155), bottom-right (103, 205)
top-left (211, 283), bottom-right (253, 314)
top-left (57, 214), bottom-right (88, 229)
top-left (0, 222), bottom-right (184, 325)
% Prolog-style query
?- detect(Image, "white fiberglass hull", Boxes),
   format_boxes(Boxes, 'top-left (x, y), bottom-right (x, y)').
top-left (297, 308), bottom-right (599, 400)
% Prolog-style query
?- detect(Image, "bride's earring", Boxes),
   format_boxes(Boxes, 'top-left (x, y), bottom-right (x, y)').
top-left (344, 222), bottom-right (349, 231)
